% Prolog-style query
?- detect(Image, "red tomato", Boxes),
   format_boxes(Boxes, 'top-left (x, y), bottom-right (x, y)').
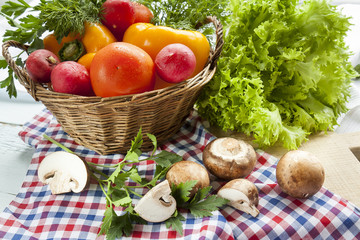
top-left (132, 2), bottom-right (153, 23)
top-left (101, 0), bottom-right (135, 41)
top-left (90, 42), bottom-right (155, 97)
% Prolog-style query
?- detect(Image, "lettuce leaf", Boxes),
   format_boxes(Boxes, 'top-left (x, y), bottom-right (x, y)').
top-left (197, 0), bottom-right (357, 149)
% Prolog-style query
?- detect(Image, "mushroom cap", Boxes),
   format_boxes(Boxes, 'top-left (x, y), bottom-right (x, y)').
top-left (37, 151), bottom-right (90, 194)
top-left (166, 160), bottom-right (210, 198)
top-left (203, 137), bottom-right (257, 180)
top-left (218, 178), bottom-right (259, 217)
top-left (134, 180), bottom-right (177, 222)
top-left (276, 150), bottom-right (325, 199)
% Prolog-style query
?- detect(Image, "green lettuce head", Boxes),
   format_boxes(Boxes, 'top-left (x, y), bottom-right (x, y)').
top-left (197, 0), bottom-right (357, 149)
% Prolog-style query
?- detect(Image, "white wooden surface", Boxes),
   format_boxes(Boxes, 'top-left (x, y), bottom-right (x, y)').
top-left (0, 90), bottom-right (43, 212)
top-left (0, 124), bottom-right (34, 209)
top-left (0, 1), bottom-right (359, 213)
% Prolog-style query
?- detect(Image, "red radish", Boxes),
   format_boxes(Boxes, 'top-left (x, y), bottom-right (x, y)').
top-left (101, 0), bottom-right (135, 41)
top-left (26, 49), bottom-right (60, 83)
top-left (155, 43), bottom-right (197, 83)
top-left (51, 61), bottom-right (95, 96)
top-left (132, 2), bottom-right (153, 23)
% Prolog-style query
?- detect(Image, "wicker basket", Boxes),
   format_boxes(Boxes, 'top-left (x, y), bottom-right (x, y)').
top-left (2, 16), bottom-right (223, 155)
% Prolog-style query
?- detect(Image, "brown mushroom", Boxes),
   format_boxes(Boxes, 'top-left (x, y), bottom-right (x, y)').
top-left (37, 151), bottom-right (90, 194)
top-left (217, 178), bottom-right (260, 217)
top-left (203, 137), bottom-right (257, 180)
top-left (166, 160), bottom-right (210, 198)
top-left (276, 150), bottom-right (325, 199)
top-left (134, 180), bottom-right (177, 222)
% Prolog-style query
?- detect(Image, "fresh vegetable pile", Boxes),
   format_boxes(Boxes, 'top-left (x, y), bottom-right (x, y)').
top-left (0, 0), bottom-right (358, 238)
top-left (196, 0), bottom-right (358, 149)
top-left (0, 0), bottom-right (217, 98)
top-left (1, 0), bottom-right (357, 149)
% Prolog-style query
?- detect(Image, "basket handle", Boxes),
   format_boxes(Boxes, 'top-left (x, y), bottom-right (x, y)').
top-left (200, 16), bottom-right (224, 69)
top-left (2, 40), bottom-right (40, 101)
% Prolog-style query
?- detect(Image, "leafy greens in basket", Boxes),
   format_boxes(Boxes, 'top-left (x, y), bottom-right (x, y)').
top-left (1, 0), bottom-right (357, 150)
top-left (196, 0), bottom-right (358, 149)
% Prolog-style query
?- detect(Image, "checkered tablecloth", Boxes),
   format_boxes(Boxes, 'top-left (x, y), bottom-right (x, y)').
top-left (0, 109), bottom-right (359, 240)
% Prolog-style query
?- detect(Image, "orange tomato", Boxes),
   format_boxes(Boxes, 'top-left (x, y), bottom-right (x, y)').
top-left (77, 53), bottom-right (96, 72)
top-left (90, 42), bottom-right (155, 97)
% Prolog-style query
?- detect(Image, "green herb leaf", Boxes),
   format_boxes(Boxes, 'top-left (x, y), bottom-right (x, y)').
top-left (190, 186), bottom-right (212, 203)
top-left (106, 212), bottom-right (134, 240)
top-left (0, 58), bottom-right (8, 69)
top-left (147, 133), bottom-right (157, 155)
top-left (124, 151), bottom-right (140, 163)
top-left (0, 68), bottom-right (17, 98)
top-left (146, 165), bottom-right (169, 187)
top-left (98, 206), bottom-right (116, 236)
top-left (171, 180), bottom-right (197, 207)
top-left (187, 194), bottom-right (229, 218)
top-left (1, 0), bottom-right (29, 18)
top-left (108, 164), bottom-right (124, 183)
top-left (152, 150), bottom-right (183, 168)
top-left (124, 128), bottom-right (144, 162)
top-left (112, 189), bottom-right (132, 207)
top-left (165, 211), bottom-right (186, 236)
top-left (171, 182), bottom-right (229, 218)
top-left (128, 166), bottom-right (142, 184)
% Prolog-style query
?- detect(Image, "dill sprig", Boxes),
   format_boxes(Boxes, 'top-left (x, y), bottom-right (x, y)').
top-left (35, 0), bottom-right (105, 40)
top-left (139, 0), bottom-right (229, 30)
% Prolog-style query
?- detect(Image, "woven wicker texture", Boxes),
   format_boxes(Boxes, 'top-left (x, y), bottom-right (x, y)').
top-left (2, 16), bottom-right (223, 155)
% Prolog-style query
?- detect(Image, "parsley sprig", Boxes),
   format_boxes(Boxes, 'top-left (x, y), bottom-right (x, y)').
top-left (171, 180), bottom-right (229, 218)
top-left (43, 129), bottom-right (228, 239)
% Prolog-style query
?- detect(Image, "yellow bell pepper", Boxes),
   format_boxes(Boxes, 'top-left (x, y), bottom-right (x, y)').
top-left (77, 52), bottom-right (96, 71)
top-left (123, 23), bottom-right (210, 77)
top-left (81, 22), bottom-right (117, 53)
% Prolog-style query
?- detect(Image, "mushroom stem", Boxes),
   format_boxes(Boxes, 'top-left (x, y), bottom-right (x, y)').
top-left (37, 151), bottom-right (90, 194)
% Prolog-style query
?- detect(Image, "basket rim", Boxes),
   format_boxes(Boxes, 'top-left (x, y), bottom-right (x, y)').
top-left (2, 16), bottom-right (224, 103)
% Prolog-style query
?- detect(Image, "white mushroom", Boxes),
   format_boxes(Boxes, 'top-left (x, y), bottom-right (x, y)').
top-left (37, 151), bottom-right (90, 194)
top-left (276, 150), bottom-right (325, 199)
top-left (217, 179), bottom-right (259, 217)
top-left (203, 137), bottom-right (257, 180)
top-left (166, 160), bottom-right (210, 198)
top-left (134, 180), bottom-right (177, 222)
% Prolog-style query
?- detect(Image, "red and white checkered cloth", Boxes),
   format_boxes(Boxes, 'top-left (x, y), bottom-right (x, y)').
top-left (0, 109), bottom-right (359, 239)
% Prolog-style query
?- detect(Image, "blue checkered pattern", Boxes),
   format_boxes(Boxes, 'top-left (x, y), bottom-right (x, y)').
top-left (0, 109), bottom-right (359, 239)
